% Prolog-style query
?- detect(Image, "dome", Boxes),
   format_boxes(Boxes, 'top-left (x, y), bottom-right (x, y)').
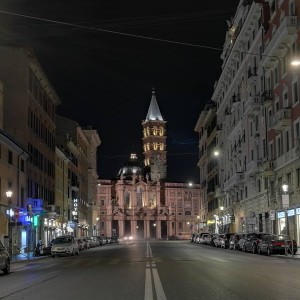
top-left (117, 153), bottom-right (144, 179)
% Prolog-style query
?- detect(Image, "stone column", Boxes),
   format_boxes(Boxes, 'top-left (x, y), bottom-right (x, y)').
top-left (168, 220), bottom-right (173, 237)
top-left (156, 221), bottom-right (161, 239)
top-left (106, 221), bottom-right (112, 237)
top-left (118, 220), bottom-right (124, 238)
top-left (144, 220), bottom-right (150, 239)
top-left (131, 220), bottom-right (137, 238)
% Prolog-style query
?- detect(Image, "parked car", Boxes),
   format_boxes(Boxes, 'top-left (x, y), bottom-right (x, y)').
top-left (258, 235), bottom-right (298, 256)
top-left (242, 233), bottom-right (272, 253)
top-left (229, 234), bottom-right (241, 250)
top-left (51, 235), bottom-right (79, 257)
top-left (81, 238), bottom-right (90, 249)
top-left (0, 240), bottom-right (10, 274)
top-left (199, 233), bottom-right (209, 244)
top-left (213, 234), bottom-right (226, 247)
top-left (220, 233), bottom-right (235, 249)
top-left (76, 238), bottom-right (84, 251)
top-left (110, 236), bottom-right (120, 244)
top-left (237, 233), bottom-right (254, 251)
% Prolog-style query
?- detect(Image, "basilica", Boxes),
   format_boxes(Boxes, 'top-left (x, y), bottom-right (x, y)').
top-left (97, 89), bottom-right (202, 239)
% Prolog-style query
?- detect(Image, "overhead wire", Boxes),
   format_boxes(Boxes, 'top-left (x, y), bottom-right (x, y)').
top-left (0, 9), bottom-right (283, 60)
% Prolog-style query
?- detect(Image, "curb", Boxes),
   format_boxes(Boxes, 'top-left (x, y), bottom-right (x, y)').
top-left (11, 255), bottom-right (50, 264)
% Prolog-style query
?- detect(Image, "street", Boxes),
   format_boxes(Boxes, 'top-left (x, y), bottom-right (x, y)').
top-left (0, 240), bottom-right (300, 300)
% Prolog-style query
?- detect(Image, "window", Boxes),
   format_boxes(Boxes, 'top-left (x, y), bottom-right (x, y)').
top-left (286, 131), bottom-right (290, 152)
top-left (21, 159), bottom-right (25, 172)
top-left (8, 150), bottom-right (13, 165)
top-left (277, 137), bottom-right (282, 157)
top-left (297, 168), bottom-right (300, 188)
top-left (293, 81), bottom-right (299, 104)
top-left (258, 179), bottom-right (261, 193)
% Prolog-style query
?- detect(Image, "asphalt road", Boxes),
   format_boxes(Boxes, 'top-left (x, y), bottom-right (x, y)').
top-left (0, 240), bottom-right (299, 300)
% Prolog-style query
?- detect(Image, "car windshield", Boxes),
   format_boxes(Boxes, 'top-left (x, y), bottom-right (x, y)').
top-left (53, 237), bottom-right (72, 244)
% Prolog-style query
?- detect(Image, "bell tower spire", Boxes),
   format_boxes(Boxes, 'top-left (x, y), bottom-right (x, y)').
top-left (142, 88), bottom-right (167, 181)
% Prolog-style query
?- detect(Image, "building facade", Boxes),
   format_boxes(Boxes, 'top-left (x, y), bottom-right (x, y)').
top-left (196, 0), bottom-right (300, 246)
top-left (0, 45), bottom-right (60, 252)
top-left (98, 90), bottom-right (202, 239)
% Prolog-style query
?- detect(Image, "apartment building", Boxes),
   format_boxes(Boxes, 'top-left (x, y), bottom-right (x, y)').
top-left (0, 45), bottom-right (60, 251)
top-left (197, 0), bottom-right (300, 246)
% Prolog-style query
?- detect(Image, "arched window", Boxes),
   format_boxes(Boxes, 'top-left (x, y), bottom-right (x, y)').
top-left (153, 142), bottom-right (158, 150)
top-left (143, 128), bottom-right (147, 137)
top-left (153, 126), bottom-right (157, 135)
top-left (185, 211), bottom-right (191, 215)
top-left (124, 191), bottom-right (131, 207)
top-left (137, 186), bottom-right (143, 207)
top-left (159, 126), bottom-right (164, 136)
top-left (160, 143), bottom-right (164, 150)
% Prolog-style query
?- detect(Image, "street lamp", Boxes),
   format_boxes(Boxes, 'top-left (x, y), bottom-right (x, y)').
top-left (281, 182), bottom-right (294, 257)
top-left (197, 216), bottom-right (200, 233)
top-left (153, 223), bottom-right (156, 239)
top-left (6, 190), bottom-right (13, 257)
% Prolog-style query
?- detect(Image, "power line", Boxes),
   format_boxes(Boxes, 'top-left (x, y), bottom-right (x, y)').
top-left (0, 10), bottom-right (283, 59)
top-left (0, 10), bottom-right (225, 52)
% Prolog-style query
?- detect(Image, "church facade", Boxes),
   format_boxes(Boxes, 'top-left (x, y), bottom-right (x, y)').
top-left (97, 90), bottom-right (202, 239)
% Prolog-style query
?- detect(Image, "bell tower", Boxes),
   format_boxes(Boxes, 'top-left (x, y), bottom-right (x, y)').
top-left (142, 88), bottom-right (167, 181)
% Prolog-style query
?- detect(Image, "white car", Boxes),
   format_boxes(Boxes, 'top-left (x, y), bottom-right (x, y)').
top-left (51, 235), bottom-right (79, 257)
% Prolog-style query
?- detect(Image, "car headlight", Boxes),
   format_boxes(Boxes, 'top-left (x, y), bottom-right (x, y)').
top-left (129, 236), bottom-right (133, 240)
top-left (124, 236), bottom-right (128, 240)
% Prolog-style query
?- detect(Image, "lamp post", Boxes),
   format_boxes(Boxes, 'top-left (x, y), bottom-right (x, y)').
top-left (197, 216), bottom-right (200, 233)
top-left (153, 223), bottom-right (156, 239)
top-left (281, 183), bottom-right (293, 257)
top-left (6, 190), bottom-right (13, 257)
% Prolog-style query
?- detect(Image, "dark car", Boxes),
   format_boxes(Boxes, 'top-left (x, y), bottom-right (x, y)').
top-left (0, 241), bottom-right (10, 274)
top-left (258, 235), bottom-right (298, 256)
top-left (229, 234), bottom-right (241, 250)
top-left (242, 233), bottom-right (272, 253)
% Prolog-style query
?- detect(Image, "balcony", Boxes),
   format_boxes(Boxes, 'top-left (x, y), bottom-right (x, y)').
top-left (247, 67), bottom-right (257, 85)
top-left (244, 96), bottom-right (261, 117)
top-left (245, 160), bottom-right (261, 177)
top-left (264, 16), bottom-right (298, 62)
top-left (231, 94), bottom-right (241, 108)
top-left (261, 90), bottom-right (273, 107)
top-left (260, 160), bottom-right (274, 177)
top-left (273, 109), bottom-right (291, 131)
top-left (215, 187), bottom-right (225, 198)
top-left (223, 172), bottom-right (244, 191)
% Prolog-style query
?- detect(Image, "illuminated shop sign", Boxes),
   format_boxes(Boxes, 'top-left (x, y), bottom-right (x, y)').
top-left (73, 198), bottom-right (78, 221)
top-left (287, 209), bottom-right (295, 217)
top-left (277, 211), bottom-right (285, 219)
top-left (296, 208), bottom-right (300, 215)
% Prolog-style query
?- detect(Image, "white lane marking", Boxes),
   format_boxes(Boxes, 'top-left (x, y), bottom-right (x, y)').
top-left (152, 262), bottom-right (167, 300)
top-left (144, 243), bottom-right (167, 300)
top-left (145, 263), bottom-right (153, 300)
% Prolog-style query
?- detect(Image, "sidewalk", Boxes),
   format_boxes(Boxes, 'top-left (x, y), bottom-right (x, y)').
top-left (11, 252), bottom-right (50, 264)
top-left (272, 248), bottom-right (300, 260)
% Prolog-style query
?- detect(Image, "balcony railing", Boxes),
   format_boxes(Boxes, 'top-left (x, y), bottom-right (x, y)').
top-left (261, 90), bottom-right (273, 106)
top-left (244, 96), bottom-right (261, 116)
top-left (273, 108), bottom-right (291, 131)
top-left (260, 160), bottom-right (274, 177)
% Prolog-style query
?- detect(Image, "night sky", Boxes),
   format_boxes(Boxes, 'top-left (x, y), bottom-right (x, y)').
top-left (0, 0), bottom-right (239, 182)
